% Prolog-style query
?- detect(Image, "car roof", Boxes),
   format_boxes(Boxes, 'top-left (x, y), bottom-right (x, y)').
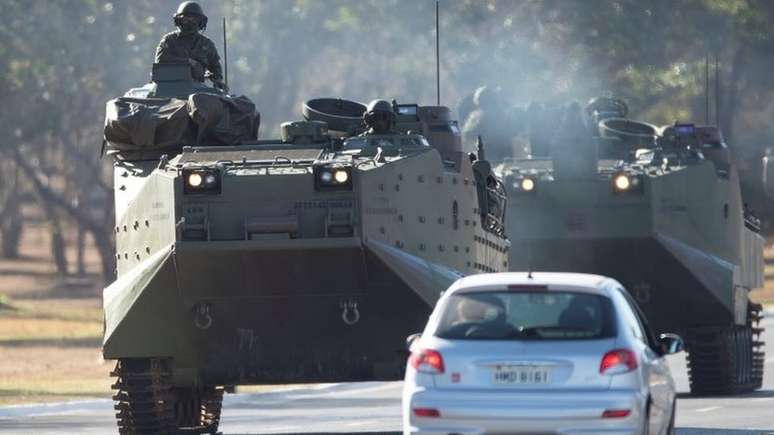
top-left (446, 272), bottom-right (616, 296)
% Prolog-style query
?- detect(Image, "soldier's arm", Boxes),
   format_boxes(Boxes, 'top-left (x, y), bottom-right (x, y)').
top-left (155, 34), bottom-right (185, 63)
top-left (204, 39), bottom-right (224, 82)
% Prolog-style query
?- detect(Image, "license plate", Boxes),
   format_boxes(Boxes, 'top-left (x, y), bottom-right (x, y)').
top-left (493, 365), bottom-right (551, 385)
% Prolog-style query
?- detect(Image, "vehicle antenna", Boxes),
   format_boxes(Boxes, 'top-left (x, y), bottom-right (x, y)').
top-left (223, 17), bottom-right (229, 90)
top-left (715, 54), bottom-right (720, 128)
top-left (477, 135), bottom-right (486, 162)
top-left (705, 55), bottom-right (709, 125)
top-left (435, 0), bottom-right (441, 106)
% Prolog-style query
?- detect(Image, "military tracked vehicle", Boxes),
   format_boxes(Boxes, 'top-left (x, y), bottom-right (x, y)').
top-left (102, 64), bottom-right (509, 433)
top-left (498, 97), bottom-right (764, 396)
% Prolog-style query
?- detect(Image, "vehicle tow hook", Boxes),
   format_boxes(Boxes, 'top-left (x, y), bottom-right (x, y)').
top-left (193, 303), bottom-right (213, 330)
top-left (340, 299), bottom-right (360, 326)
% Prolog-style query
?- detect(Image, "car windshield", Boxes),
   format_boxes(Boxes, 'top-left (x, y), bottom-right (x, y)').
top-left (435, 291), bottom-right (616, 340)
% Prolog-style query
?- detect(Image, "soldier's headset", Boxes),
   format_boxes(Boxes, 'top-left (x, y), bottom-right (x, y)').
top-left (364, 109), bottom-right (396, 126)
top-left (174, 13), bottom-right (207, 31)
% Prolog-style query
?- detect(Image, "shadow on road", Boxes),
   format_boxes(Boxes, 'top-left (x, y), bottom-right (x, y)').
top-left (228, 432), bottom-right (774, 435)
top-left (676, 389), bottom-right (774, 399)
top-left (678, 429), bottom-right (774, 434)
top-left (227, 433), bottom-right (401, 435)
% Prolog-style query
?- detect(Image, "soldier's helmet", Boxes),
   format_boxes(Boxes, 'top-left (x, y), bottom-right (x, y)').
top-left (174, 1), bottom-right (208, 30)
top-left (585, 97), bottom-right (628, 122)
top-left (363, 99), bottom-right (396, 134)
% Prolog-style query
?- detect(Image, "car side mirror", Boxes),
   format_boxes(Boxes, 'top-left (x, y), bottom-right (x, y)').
top-left (658, 333), bottom-right (684, 355)
top-left (406, 333), bottom-right (422, 350)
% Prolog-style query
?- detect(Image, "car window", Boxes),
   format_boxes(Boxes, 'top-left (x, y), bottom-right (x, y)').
top-left (612, 287), bottom-right (646, 342)
top-left (617, 288), bottom-right (660, 351)
top-left (434, 291), bottom-right (616, 340)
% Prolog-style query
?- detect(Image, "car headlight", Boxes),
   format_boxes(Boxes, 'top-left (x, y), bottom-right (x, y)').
top-left (612, 173), bottom-right (643, 194)
top-left (511, 176), bottom-right (537, 194)
top-left (314, 166), bottom-right (353, 191)
top-left (183, 168), bottom-right (221, 194)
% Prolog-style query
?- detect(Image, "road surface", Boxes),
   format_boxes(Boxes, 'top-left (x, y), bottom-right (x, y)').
top-left (1, 316), bottom-right (773, 434)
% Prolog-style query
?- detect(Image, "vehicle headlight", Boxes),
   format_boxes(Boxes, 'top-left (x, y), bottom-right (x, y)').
top-left (334, 169), bottom-right (349, 184)
top-left (612, 173), bottom-right (642, 194)
top-left (183, 168), bottom-right (221, 194)
top-left (314, 166), bottom-right (353, 191)
top-left (613, 174), bottom-right (631, 191)
top-left (188, 173), bottom-right (203, 188)
top-left (511, 176), bottom-right (537, 194)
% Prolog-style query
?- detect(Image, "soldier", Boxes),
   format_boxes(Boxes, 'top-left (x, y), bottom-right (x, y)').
top-left (462, 86), bottom-right (524, 161)
top-left (362, 100), bottom-right (396, 135)
top-left (155, 1), bottom-right (226, 90)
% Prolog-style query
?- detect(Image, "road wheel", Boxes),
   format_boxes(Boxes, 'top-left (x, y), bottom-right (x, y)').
top-left (685, 301), bottom-right (764, 395)
top-left (111, 358), bottom-right (175, 435)
top-left (111, 358), bottom-right (224, 435)
top-left (171, 386), bottom-right (224, 434)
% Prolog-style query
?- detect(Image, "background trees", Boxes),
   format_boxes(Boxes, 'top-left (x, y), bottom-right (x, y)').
top-left (2, 0), bottom-right (774, 285)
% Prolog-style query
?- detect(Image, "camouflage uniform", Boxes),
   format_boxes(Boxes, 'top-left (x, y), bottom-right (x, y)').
top-left (462, 86), bottom-right (524, 161)
top-left (361, 99), bottom-right (396, 135)
top-left (155, 31), bottom-right (223, 83)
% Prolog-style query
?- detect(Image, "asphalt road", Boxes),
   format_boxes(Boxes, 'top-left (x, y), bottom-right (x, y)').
top-left (1, 317), bottom-right (773, 435)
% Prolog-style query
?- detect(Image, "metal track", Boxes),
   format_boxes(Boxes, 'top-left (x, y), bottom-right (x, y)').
top-left (685, 302), bottom-right (764, 396)
top-left (111, 358), bottom-right (224, 434)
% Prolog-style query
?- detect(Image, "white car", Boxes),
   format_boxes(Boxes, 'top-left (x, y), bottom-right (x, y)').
top-left (403, 272), bottom-right (682, 435)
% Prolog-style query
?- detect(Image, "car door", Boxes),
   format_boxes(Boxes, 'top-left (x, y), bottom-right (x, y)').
top-left (618, 288), bottom-right (674, 434)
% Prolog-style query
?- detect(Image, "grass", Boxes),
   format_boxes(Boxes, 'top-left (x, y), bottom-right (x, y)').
top-left (0, 222), bottom-right (110, 406)
top-left (0, 297), bottom-right (110, 406)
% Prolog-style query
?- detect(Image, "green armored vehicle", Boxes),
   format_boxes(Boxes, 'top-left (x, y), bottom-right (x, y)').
top-left (498, 97), bottom-right (765, 396)
top-left (102, 64), bottom-right (509, 433)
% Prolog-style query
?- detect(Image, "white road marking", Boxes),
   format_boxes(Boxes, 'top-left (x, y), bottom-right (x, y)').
top-left (695, 406), bottom-right (722, 413)
top-left (345, 421), bottom-right (371, 427)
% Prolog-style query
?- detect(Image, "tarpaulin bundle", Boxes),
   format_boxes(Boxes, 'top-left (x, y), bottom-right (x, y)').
top-left (104, 93), bottom-right (259, 160)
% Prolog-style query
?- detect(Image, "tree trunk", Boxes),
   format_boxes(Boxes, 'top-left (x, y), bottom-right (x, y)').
top-left (11, 148), bottom-right (115, 283)
top-left (0, 193), bottom-right (23, 259)
top-left (76, 223), bottom-right (86, 276)
top-left (92, 225), bottom-right (115, 283)
top-left (42, 204), bottom-right (68, 276)
top-left (0, 165), bottom-right (24, 259)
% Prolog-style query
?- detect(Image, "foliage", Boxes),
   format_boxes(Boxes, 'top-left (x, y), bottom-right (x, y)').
top-left (3, 0), bottom-right (774, 277)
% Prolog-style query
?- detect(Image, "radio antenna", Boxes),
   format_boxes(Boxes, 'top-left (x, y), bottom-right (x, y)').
top-left (435, 0), bottom-right (441, 106)
top-left (222, 17), bottom-right (229, 90)
top-left (705, 55), bottom-right (709, 125)
top-left (715, 54), bottom-right (720, 128)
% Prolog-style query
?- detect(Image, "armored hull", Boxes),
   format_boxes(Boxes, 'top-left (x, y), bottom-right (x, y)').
top-left (500, 112), bottom-right (764, 395)
top-left (102, 81), bottom-right (509, 432)
top-left (105, 143), bottom-right (509, 385)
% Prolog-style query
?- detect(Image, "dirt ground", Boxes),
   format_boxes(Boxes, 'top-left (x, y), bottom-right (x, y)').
top-left (0, 223), bottom-right (110, 405)
top-left (750, 238), bottom-right (774, 305)
top-left (1, 223), bottom-right (774, 406)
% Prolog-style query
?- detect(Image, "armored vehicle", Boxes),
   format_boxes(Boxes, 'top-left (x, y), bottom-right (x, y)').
top-left (102, 64), bottom-right (509, 433)
top-left (498, 98), bottom-right (764, 396)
